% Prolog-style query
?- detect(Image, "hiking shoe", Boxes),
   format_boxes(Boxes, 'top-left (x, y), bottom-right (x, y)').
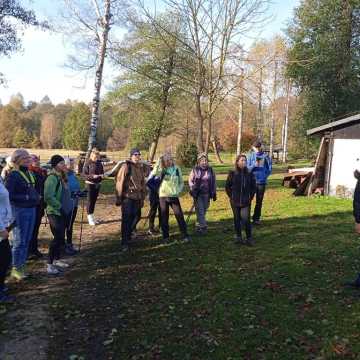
top-left (245, 238), bottom-right (255, 246)
top-left (147, 229), bottom-right (155, 236)
top-left (10, 267), bottom-right (25, 281)
top-left (162, 237), bottom-right (170, 244)
top-left (121, 245), bottom-right (129, 252)
top-left (0, 292), bottom-right (15, 303)
top-left (65, 244), bottom-right (78, 256)
top-left (47, 264), bottom-right (60, 275)
top-left (53, 260), bottom-right (70, 268)
top-left (87, 214), bottom-right (96, 226)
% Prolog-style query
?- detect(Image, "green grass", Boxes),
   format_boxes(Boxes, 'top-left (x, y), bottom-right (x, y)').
top-left (43, 161), bottom-right (360, 359)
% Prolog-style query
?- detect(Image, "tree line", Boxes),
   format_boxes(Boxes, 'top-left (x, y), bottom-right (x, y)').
top-left (2, 0), bottom-right (360, 161)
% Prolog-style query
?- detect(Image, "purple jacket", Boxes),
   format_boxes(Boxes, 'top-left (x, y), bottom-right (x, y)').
top-left (188, 166), bottom-right (216, 199)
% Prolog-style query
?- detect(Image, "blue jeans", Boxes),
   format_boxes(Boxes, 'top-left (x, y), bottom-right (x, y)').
top-left (11, 207), bottom-right (36, 269)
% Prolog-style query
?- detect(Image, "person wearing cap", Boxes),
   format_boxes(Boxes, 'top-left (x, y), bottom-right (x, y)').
top-left (82, 148), bottom-right (104, 225)
top-left (247, 141), bottom-right (272, 225)
top-left (5, 149), bottom-right (40, 280)
top-left (115, 148), bottom-right (147, 251)
top-left (44, 155), bottom-right (73, 275)
top-left (64, 157), bottom-right (81, 255)
top-left (150, 153), bottom-right (190, 243)
top-left (188, 153), bottom-right (216, 235)
top-left (28, 154), bottom-right (47, 259)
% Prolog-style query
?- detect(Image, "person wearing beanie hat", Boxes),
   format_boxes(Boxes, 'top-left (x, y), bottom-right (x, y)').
top-left (28, 154), bottom-right (47, 259)
top-left (5, 149), bottom-right (40, 280)
top-left (189, 153), bottom-right (216, 235)
top-left (247, 141), bottom-right (272, 225)
top-left (82, 148), bottom-right (104, 226)
top-left (44, 155), bottom-right (73, 275)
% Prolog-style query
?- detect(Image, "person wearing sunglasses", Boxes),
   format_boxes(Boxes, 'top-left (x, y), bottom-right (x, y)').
top-left (115, 148), bottom-right (147, 251)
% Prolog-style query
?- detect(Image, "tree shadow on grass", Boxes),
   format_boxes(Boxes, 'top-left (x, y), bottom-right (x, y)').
top-left (39, 207), bottom-right (360, 359)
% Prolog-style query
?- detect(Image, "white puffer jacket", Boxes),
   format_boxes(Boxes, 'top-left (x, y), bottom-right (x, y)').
top-left (0, 177), bottom-right (12, 237)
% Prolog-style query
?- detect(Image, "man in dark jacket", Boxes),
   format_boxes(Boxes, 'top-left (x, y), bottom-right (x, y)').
top-left (226, 154), bottom-right (256, 245)
top-left (247, 142), bottom-right (272, 225)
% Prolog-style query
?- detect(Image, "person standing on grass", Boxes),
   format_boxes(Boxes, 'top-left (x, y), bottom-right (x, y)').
top-left (0, 176), bottom-right (14, 302)
top-left (247, 141), bottom-right (272, 225)
top-left (5, 149), bottom-right (40, 281)
top-left (344, 170), bottom-right (360, 288)
top-left (150, 153), bottom-right (190, 243)
top-left (146, 162), bottom-right (162, 236)
top-left (115, 149), bottom-right (147, 252)
top-left (44, 155), bottom-right (73, 275)
top-left (226, 154), bottom-right (256, 246)
top-left (188, 153), bottom-right (217, 235)
top-left (28, 154), bottom-right (47, 259)
top-left (64, 157), bottom-right (81, 255)
top-left (82, 148), bottom-right (104, 226)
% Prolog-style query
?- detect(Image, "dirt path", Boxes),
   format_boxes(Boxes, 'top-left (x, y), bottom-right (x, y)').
top-left (0, 194), bottom-right (125, 359)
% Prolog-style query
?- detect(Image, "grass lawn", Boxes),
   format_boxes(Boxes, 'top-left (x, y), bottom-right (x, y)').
top-left (2, 160), bottom-right (360, 359)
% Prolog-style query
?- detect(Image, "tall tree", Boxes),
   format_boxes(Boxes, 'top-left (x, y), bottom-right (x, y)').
top-left (287, 0), bottom-right (360, 131)
top-left (61, 0), bottom-right (124, 158)
top-left (110, 14), bottom-right (187, 160)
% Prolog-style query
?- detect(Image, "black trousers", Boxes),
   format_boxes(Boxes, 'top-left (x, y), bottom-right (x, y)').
top-left (87, 184), bottom-right (100, 215)
top-left (232, 205), bottom-right (252, 239)
top-left (121, 198), bottom-right (142, 246)
top-left (29, 205), bottom-right (44, 254)
top-left (253, 184), bottom-right (266, 221)
top-left (159, 197), bottom-right (188, 239)
top-left (48, 215), bottom-right (66, 264)
top-left (66, 206), bottom-right (78, 245)
top-left (148, 191), bottom-right (161, 230)
top-left (0, 239), bottom-right (11, 288)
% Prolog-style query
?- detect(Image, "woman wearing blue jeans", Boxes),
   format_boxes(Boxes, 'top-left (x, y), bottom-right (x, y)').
top-left (5, 149), bottom-right (40, 280)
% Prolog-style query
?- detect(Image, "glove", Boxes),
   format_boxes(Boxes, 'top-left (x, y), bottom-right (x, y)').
top-left (213, 194), bottom-right (217, 202)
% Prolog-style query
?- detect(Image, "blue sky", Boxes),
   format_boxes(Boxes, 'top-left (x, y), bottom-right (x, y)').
top-left (0, 0), bottom-right (299, 105)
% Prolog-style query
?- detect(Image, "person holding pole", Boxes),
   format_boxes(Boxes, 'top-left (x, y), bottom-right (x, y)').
top-left (115, 149), bottom-right (147, 252)
top-left (44, 155), bottom-right (73, 275)
top-left (247, 141), bottom-right (272, 225)
top-left (150, 154), bottom-right (189, 243)
top-left (226, 154), bottom-right (256, 246)
top-left (64, 157), bottom-right (81, 255)
top-left (188, 153), bottom-right (216, 235)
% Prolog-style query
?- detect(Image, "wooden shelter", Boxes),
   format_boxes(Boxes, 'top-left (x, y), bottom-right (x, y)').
top-left (307, 113), bottom-right (360, 197)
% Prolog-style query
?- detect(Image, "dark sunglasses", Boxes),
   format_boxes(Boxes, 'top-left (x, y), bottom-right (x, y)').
top-left (133, 153), bottom-right (141, 156)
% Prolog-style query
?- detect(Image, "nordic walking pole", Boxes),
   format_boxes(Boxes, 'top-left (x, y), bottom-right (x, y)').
top-left (79, 196), bottom-right (85, 252)
top-left (186, 198), bottom-right (197, 224)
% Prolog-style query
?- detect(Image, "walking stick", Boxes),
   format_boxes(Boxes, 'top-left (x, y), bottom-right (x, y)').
top-left (186, 198), bottom-right (197, 224)
top-left (79, 196), bottom-right (85, 252)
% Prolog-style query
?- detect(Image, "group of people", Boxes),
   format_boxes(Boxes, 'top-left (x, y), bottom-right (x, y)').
top-left (114, 142), bottom-right (272, 251)
top-left (0, 142), bottom-right (272, 302)
top-left (0, 148), bottom-right (106, 302)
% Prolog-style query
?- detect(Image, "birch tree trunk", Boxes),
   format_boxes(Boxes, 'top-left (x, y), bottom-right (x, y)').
top-left (257, 67), bottom-right (263, 140)
top-left (282, 80), bottom-right (291, 163)
top-left (86, 0), bottom-right (111, 156)
top-left (236, 68), bottom-right (244, 156)
top-left (269, 60), bottom-right (278, 159)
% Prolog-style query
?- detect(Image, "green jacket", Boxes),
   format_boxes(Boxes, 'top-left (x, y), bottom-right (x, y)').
top-left (151, 159), bottom-right (184, 198)
top-left (44, 171), bottom-right (63, 216)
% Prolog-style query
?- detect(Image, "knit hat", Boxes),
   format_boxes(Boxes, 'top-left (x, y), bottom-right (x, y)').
top-left (197, 152), bottom-right (208, 161)
top-left (130, 148), bottom-right (141, 156)
top-left (50, 155), bottom-right (65, 168)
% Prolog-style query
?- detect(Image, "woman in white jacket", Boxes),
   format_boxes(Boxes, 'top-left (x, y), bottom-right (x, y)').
top-left (0, 176), bottom-right (14, 302)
